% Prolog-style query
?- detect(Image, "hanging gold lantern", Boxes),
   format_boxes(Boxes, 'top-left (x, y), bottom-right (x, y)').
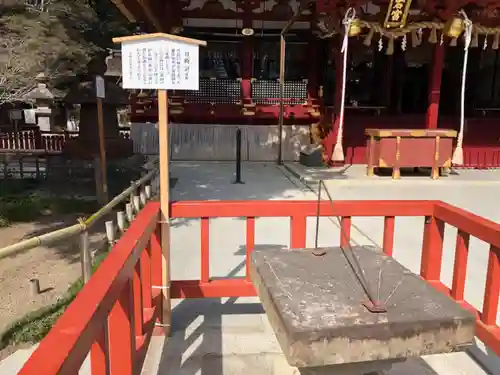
top-left (348, 18), bottom-right (362, 37)
top-left (444, 17), bottom-right (465, 38)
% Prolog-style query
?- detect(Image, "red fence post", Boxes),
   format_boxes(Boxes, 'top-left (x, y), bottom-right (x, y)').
top-left (451, 230), bottom-right (470, 301)
top-left (90, 326), bottom-right (108, 375)
top-left (482, 247), bottom-right (500, 326)
top-left (151, 223), bottom-right (163, 327)
top-left (108, 281), bottom-right (135, 375)
top-left (290, 215), bottom-right (307, 249)
top-left (421, 215), bottom-right (445, 281)
top-left (141, 244), bottom-right (153, 310)
top-left (133, 261), bottom-right (144, 337)
top-left (200, 218), bottom-right (210, 283)
top-left (246, 217), bottom-right (255, 281)
top-left (382, 216), bottom-right (395, 256)
top-left (340, 217), bottom-right (352, 248)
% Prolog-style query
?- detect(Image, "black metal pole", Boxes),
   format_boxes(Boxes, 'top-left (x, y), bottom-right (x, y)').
top-left (278, 34), bottom-right (285, 165)
top-left (233, 128), bottom-right (244, 184)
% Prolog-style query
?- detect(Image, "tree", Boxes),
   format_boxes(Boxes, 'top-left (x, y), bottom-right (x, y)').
top-left (0, 0), bottom-right (134, 104)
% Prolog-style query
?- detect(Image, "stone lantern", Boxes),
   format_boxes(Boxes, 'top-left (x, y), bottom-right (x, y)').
top-left (63, 57), bottom-right (133, 159)
top-left (22, 73), bottom-right (54, 132)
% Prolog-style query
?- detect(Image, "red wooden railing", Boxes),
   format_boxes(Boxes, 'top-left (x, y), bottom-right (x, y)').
top-left (18, 200), bottom-right (500, 374)
top-left (0, 129), bottom-right (131, 153)
top-left (18, 203), bottom-right (163, 375)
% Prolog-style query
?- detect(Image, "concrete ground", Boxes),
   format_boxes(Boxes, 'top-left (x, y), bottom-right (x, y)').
top-left (3, 161), bottom-right (499, 374)
top-left (146, 162), bottom-right (500, 375)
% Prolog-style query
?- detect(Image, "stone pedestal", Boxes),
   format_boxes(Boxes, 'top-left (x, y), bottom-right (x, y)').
top-left (250, 246), bottom-right (475, 368)
top-left (298, 359), bottom-right (403, 375)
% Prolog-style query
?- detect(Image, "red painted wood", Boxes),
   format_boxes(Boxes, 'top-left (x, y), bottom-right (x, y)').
top-left (451, 230), bottom-right (470, 301)
top-left (133, 261), bottom-right (144, 337)
top-left (150, 224), bottom-right (163, 323)
top-left (383, 216), bottom-right (395, 256)
top-left (426, 43), bottom-right (445, 129)
top-left (421, 215), bottom-right (445, 281)
top-left (19, 199), bottom-right (500, 374)
top-left (18, 203), bottom-right (159, 375)
top-left (90, 327), bottom-right (107, 375)
top-left (171, 200), bottom-right (435, 219)
top-left (171, 279), bottom-right (256, 298)
top-left (290, 215), bottom-right (307, 248)
top-left (307, 36), bottom-right (319, 101)
top-left (482, 248), bottom-right (500, 326)
top-left (425, 280), bottom-right (500, 355)
top-left (108, 281), bottom-right (135, 375)
top-left (434, 201), bottom-right (500, 250)
top-left (200, 217), bottom-right (210, 283)
top-left (141, 244), bottom-right (152, 309)
top-left (246, 217), bottom-right (255, 281)
top-left (340, 216), bottom-right (352, 248)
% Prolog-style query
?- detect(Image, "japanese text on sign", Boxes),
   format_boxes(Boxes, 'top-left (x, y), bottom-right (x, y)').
top-left (120, 38), bottom-right (199, 90)
top-left (384, 0), bottom-right (412, 29)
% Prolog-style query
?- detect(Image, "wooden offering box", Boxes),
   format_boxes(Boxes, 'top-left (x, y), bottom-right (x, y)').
top-left (365, 129), bottom-right (457, 180)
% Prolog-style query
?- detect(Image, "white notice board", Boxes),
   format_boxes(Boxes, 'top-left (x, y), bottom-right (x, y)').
top-left (121, 38), bottom-right (199, 91)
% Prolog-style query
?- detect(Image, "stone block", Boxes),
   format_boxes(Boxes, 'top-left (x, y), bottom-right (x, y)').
top-left (299, 145), bottom-right (323, 167)
top-left (250, 246), bottom-right (475, 368)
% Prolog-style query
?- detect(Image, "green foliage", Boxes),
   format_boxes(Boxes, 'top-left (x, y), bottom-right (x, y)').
top-left (0, 194), bottom-right (99, 228)
top-left (0, 0), bottom-right (134, 103)
top-left (0, 249), bottom-right (110, 349)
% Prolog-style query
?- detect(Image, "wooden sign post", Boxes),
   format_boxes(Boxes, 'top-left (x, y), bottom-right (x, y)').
top-left (95, 75), bottom-right (108, 204)
top-left (113, 33), bottom-right (206, 334)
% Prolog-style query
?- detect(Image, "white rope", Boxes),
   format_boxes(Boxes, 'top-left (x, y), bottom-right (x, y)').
top-left (332, 8), bottom-right (356, 162)
top-left (452, 10), bottom-right (472, 165)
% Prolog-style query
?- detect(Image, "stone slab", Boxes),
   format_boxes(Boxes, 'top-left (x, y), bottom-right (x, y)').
top-left (249, 246), bottom-right (476, 368)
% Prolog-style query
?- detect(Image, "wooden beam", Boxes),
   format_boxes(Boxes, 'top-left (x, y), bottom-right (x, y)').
top-left (137, 0), bottom-right (168, 32)
top-left (110, 0), bottom-right (144, 22)
top-left (181, 9), bottom-right (311, 22)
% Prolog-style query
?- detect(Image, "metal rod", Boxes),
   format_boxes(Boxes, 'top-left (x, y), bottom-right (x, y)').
top-left (316, 180), bottom-right (386, 311)
top-left (233, 128), bottom-right (244, 184)
top-left (278, 34), bottom-right (285, 165)
top-left (314, 180), bottom-right (322, 249)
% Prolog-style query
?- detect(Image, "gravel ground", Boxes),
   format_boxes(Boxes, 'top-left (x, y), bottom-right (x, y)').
top-left (0, 214), bottom-right (107, 332)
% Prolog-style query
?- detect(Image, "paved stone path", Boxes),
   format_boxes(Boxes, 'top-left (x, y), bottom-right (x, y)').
top-left (163, 161), bottom-right (500, 375)
top-left (2, 161), bottom-right (498, 374)
top-left (170, 162), bottom-right (499, 321)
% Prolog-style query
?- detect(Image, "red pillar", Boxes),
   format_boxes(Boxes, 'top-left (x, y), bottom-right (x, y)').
top-left (241, 38), bottom-right (253, 102)
top-left (241, 10), bottom-right (253, 112)
top-left (426, 43), bottom-right (445, 129)
top-left (307, 35), bottom-right (319, 102)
